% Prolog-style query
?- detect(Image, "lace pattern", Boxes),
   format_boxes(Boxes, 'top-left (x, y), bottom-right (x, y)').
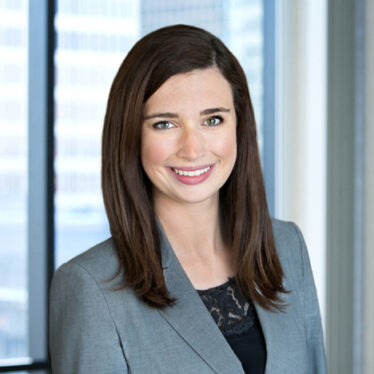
top-left (197, 277), bottom-right (259, 338)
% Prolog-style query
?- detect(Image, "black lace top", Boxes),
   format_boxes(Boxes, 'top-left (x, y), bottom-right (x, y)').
top-left (197, 277), bottom-right (266, 374)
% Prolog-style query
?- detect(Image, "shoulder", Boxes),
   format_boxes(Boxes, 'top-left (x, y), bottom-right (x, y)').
top-left (68, 237), bottom-right (118, 271)
top-left (50, 238), bottom-right (124, 306)
top-left (49, 237), bottom-right (133, 332)
top-left (271, 217), bottom-right (302, 250)
top-left (269, 219), bottom-right (327, 371)
top-left (54, 238), bottom-right (119, 282)
top-left (270, 217), bottom-right (309, 284)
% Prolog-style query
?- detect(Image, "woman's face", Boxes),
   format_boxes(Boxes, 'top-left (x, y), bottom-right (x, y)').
top-left (141, 67), bottom-right (237, 207)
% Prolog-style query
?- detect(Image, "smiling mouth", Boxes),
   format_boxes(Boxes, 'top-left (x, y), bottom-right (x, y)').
top-left (171, 165), bottom-right (212, 177)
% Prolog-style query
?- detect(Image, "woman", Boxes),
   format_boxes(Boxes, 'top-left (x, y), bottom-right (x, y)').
top-left (49, 25), bottom-right (327, 373)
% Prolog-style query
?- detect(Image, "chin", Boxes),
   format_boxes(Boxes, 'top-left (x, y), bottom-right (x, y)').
top-left (174, 191), bottom-right (219, 205)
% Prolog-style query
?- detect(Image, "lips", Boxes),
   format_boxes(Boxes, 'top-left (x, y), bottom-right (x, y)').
top-left (168, 164), bottom-right (215, 185)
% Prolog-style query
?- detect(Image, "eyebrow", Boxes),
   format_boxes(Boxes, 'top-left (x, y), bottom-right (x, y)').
top-left (143, 107), bottom-right (231, 120)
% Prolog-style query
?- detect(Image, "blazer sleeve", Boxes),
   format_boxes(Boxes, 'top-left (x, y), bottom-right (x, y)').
top-left (49, 262), bottom-right (128, 374)
top-left (292, 223), bottom-right (328, 374)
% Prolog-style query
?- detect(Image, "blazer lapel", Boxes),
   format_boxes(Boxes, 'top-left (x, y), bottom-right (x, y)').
top-left (254, 295), bottom-right (306, 374)
top-left (158, 227), bottom-right (244, 374)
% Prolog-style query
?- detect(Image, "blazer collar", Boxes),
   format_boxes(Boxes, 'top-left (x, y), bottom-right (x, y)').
top-left (158, 224), bottom-right (245, 374)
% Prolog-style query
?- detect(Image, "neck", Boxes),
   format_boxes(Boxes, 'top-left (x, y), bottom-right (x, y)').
top-left (154, 193), bottom-right (225, 262)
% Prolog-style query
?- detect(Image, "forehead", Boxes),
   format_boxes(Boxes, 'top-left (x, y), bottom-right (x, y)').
top-left (144, 67), bottom-right (234, 113)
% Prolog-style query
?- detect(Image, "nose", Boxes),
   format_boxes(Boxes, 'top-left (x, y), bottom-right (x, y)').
top-left (176, 126), bottom-right (205, 161)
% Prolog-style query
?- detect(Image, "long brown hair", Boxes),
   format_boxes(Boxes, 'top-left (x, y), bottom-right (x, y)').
top-left (102, 24), bottom-right (287, 310)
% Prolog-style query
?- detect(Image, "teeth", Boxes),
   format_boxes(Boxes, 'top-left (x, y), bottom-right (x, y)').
top-left (173, 166), bottom-right (211, 177)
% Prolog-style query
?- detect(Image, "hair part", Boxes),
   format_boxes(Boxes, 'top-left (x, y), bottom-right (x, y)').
top-left (102, 24), bottom-right (287, 311)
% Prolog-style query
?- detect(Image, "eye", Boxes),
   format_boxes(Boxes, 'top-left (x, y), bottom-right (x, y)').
top-left (152, 121), bottom-right (174, 130)
top-left (204, 116), bottom-right (223, 127)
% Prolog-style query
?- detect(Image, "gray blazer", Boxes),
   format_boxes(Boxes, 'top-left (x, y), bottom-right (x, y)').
top-left (49, 218), bottom-right (327, 373)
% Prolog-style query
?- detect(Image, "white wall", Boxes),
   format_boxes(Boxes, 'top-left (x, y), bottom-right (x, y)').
top-left (274, 0), bottom-right (327, 326)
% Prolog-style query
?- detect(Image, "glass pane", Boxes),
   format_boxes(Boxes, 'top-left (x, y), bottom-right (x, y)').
top-left (54, 0), bottom-right (140, 266)
top-left (0, 0), bottom-right (28, 359)
top-left (226, 0), bottom-right (264, 149)
top-left (55, 0), bottom-right (264, 266)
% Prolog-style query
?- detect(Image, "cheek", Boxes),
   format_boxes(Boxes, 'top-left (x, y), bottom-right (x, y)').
top-left (212, 131), bottom-right (237, 163)
top-left (141, 134), bottom-right (172, 170)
